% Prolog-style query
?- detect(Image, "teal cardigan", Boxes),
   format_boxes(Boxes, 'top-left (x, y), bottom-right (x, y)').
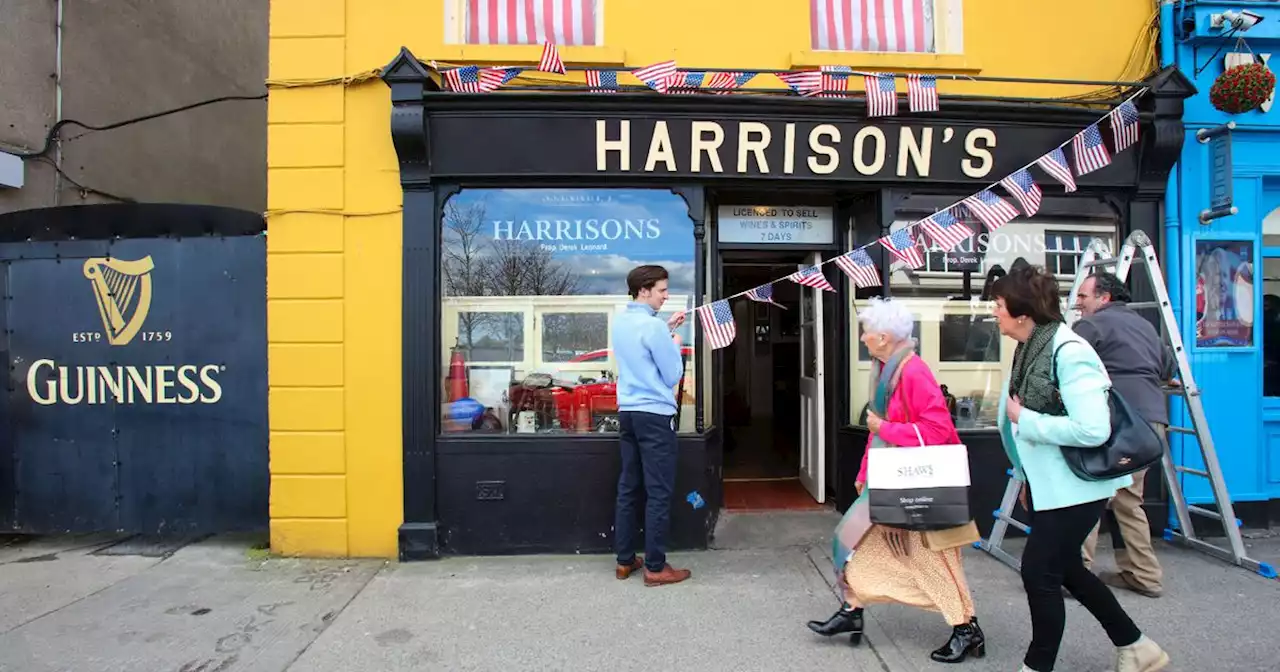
top-left (998, 323), bottom-right (1134, 511)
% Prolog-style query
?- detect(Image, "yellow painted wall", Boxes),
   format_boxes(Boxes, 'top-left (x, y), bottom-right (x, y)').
top-left (267, 0), bottom-right (1159, 558)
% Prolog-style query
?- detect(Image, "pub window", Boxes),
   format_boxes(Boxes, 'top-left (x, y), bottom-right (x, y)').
top-left (440, 188), bottom-right (696, 436)
top-left (808, 0), bottom-right (963, 54)
top-left (849, 193), bottom-right (1119, 430)
top-left (445, 0), bottom-right (604, 47)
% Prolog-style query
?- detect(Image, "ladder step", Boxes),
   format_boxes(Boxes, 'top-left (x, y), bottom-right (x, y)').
top-left (1081, 257), bottom-right (1120, 269)
top-left (1175, 465), bottom-right (1209, 478)
top-left (1188, 505), bottom-right (1223, 521)
top-left (1125, 301), bottom-right (1166, 310)
top-left (1168, 425), bottom-right (1196, 435)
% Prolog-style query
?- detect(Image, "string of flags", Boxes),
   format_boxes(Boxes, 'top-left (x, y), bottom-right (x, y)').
top-left (690, 88), bottom-right (1147, 351)
top-left (434, 42), bottom-right (943, 113)
top-left (431, 44), bottom-right (1147, 352)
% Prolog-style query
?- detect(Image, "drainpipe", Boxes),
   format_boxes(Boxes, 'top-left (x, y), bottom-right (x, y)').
top-left (53, 0), bottom-right (64, 205)
top-left (1161, 0), bottom-right (1182, 333)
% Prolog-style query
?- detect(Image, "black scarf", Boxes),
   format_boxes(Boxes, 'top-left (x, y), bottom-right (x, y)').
top-left (1009, 322), bottom-right (1066, 416)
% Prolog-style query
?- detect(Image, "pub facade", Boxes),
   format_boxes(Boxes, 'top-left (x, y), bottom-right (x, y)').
top-left (266, 0), bottom-right (1193, 558)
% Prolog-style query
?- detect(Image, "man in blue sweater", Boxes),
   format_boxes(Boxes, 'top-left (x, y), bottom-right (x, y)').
top-left (613, 265), bottom-right (691, 586)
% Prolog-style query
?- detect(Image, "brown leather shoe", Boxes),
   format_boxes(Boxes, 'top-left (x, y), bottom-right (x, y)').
top-left (1099, 570), bottom-right (1162, 598)
top-left (616, 557), bottom-right (644, 580)
top-left (643, 563), bottom-right (692, 587)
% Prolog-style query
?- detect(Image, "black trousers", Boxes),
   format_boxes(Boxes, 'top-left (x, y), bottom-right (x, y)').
top-left (613, 411), bottom-right (678, 572)
top-left (1021, 494), bottom-right (1143, 671)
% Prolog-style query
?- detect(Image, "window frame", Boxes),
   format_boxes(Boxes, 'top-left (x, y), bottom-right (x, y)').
top-left (807, 0), bottom-right (965, 56)
top-left (443, 0), bottom-right (607, 47)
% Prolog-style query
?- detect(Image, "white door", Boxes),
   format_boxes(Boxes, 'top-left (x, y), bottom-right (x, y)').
top-left (798, 253), bottom-right (826, 503)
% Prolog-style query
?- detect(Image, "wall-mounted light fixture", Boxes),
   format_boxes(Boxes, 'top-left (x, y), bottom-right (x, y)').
top-left (1212, 9), bottom-right (1266, 32)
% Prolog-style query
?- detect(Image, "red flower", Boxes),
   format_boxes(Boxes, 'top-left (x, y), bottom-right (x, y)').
top-left (1211, 63), bottom-right (1276, 114)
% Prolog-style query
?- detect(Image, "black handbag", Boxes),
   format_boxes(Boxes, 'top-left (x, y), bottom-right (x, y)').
top-left (1050, 342), bottom-right (1165, 481)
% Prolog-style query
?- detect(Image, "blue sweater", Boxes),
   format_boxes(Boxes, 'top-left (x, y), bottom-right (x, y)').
top-left (612, 302), bottom-right (684, 416)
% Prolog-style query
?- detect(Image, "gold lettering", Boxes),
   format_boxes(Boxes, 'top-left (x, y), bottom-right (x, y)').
top-left (897, 127), bottom-right (933, 177)
top-left (27, 359), bottom-right (57, 406)
top-left (737, 122), bottom-right (771, 174)
top-left (644, 121), bottom-right (676, 172)
top-left (852, 127), bottom-right (886, 176)
top-left (783, 123), bottom-right (796, 174)
top-left (807, 124), bottom-right (840, 174)
top-left (199, 365), bottom-right (223, 404)
top-left (59, 367), bottom-right (84, 404)
top-left (177, 365), bottom-right (201, 404)
top-left (596, 120), bottom-right (630, 171)
top-left (962, 128), bottom-right (996, 178)
top-left (155, 365), bottom-right (177, 404)
top-left (98, 366), bottom-right (124, 403)
top-left (126, 367), bottom-right (153, 404)
top-left (690, 121), bottom-right (724, 173)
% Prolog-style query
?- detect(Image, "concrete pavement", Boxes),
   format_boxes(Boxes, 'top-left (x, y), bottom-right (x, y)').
top-left (1, 512), bottom-right (1276, 671)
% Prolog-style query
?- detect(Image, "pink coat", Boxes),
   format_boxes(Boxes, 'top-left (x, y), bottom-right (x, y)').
top-left (857, 356), bottom-right (962, 484)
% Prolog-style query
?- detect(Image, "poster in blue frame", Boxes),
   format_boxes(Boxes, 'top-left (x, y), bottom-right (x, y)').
top-left (1194, 239), bottom-right (1255, 348)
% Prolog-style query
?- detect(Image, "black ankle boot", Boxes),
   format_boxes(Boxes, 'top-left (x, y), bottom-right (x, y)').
top-left (929, 617), bottom-right (986, 663)
top-left (806, 605), bottom-right (864, 645)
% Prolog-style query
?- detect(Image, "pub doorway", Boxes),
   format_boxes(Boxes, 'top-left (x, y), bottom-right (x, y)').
top-left (720, 253), bottom-right (832, 512)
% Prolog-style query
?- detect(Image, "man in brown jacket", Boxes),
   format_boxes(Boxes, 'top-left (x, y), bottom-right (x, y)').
top-left (1072, 272), bottom-right (1177, 598)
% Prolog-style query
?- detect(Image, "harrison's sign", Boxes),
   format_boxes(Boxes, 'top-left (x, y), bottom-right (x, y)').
top-left (429, 114), bottom-right (1129, 183)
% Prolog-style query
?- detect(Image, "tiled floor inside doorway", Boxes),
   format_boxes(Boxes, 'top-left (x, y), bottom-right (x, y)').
top-left (722, 478), bottom-right (829, 512)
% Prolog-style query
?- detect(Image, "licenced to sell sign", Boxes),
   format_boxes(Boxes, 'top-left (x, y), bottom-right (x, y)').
top-left (717, 205), bottom-right (834, 244)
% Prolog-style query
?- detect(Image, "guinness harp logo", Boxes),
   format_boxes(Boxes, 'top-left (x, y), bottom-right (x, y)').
top-left (83, 256), bottom-right (155, 346)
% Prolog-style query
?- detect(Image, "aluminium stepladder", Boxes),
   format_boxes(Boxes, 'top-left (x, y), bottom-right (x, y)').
top-left (974, 230), bottom-right (1278, 580)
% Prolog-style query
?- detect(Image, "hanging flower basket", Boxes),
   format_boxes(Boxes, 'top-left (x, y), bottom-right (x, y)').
top-left (1210, 62), bottom-right (1276, 114)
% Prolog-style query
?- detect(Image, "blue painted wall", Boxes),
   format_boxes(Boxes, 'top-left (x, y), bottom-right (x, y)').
top-left (1164, 1), bottom-right (1280, 509)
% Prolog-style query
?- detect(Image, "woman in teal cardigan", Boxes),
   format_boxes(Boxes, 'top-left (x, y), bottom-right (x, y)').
top-left (991, 266), bottom-right (1169, 672)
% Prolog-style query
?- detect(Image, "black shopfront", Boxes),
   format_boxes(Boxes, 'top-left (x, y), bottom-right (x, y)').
top-left (383, 49), bottom-right (1195, 560)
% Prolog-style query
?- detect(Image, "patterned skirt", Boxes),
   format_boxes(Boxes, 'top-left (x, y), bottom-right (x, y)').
top-left (842, 525), bottom-right (976, 626)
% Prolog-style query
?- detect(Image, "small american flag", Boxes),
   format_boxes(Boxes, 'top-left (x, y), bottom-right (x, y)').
top-left (1036, 147), bottom-right (1077, 192)
top-left (445, 65), bottom-right (505, 92)
top-left (788, 265), bottom-right (836, 292)
top-left (538, 42), bottom-right (566, 74)
top-left (633, 60), bottom-right (678, 93)
top-left (706, 71), bottom-right (756, 94)
top-left (818, 65), bottom-right (853, 99)
top-left (1000, 169), bottom-right (1043, 216)
top-left (809, 0), bottom-right (935, 54)
top-left (833, 249), bottom-right (882, 288)
top-left (697, 300), bottom-right (737, 350)
top-left (746, 283), bottom-right (787, 309)
top-left (907, 74), bottom-right (939, 113)
top-left (490, 66), bottom-right (524, 88)
top-left (879, 227), bottom-right (925, 269)
top-left (778, 70), bottom-right (823, 96)
top-left (864, 73), bottom-right (898, 117)
top-left (585, 69), bottom-right (617, 93)
top-left (919, 209), bottom-right (973, 252)
top-left (1110, 101), bottom-right (1140, 153)
top-left (671, 71), bottom-right (706, 95)
top-left (963, 189), bottom-right (1020, 232)
top-left (465, 0), bottom-right (598, 47)
top-left (1072, 124), bottom-right (1112, 176)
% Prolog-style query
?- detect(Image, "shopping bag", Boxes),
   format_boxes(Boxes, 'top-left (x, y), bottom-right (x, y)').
top-left (866, 431), bottom-right (972, 531)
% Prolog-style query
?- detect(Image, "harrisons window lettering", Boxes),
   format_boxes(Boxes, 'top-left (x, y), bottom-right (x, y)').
top-left (596, 119), bottom-right (997, 178)
top-left (492, 218), bottom-right (661, 242)
top-left (26, 360), bottom-right (224, 406)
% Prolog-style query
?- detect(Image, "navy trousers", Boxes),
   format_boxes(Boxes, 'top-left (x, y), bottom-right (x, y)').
top-left (614, 410), bottom-right (678, 572)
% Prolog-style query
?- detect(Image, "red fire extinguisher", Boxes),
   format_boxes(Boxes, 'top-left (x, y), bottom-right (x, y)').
top-left (446, 341), bottom-right (469, 401)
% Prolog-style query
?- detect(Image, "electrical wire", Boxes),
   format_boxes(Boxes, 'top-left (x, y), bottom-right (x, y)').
top-left (29, 156), bottom-right (136, 203)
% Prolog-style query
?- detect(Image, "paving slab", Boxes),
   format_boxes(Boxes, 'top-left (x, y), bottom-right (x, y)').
top-left (0, 536), bottom-right (383, 672)
top-left (286, 548), bottom-right (890, 672)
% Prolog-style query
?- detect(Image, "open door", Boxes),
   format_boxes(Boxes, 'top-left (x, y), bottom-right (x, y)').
top-left (798, 252), bottom-right (826, 503)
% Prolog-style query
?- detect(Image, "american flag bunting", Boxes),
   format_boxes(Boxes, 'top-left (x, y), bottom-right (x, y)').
top-left (809, 0), bottom-right (935, 53)
top-left (880, 227), bottom-right (925, 269)
top-left (538, 42), bottom-right (566, 74)
top-left (491, 66), bottom-right (524, 88)
top-left (585, 69), bottom-right (617, 93)
top-left (1036, 147), bottom-right (1077, 192)
top-left (818, 65), bottom-right (853, 98)
top-left (907, 74), bottom-right (939, 113)
top-left (746, 284), bottom-right (787, 309)
top-left (1110, 101), bottom-right (1140, 153)
top-left (671, 71), bottom-right (706, 94)
top-left (919, 209), bottom-right (974, 252)
top-left (864, 73), bottom-right (898, 117)
top-left (833, 249), bottom-right (882, 288)
top-left (963, 189), bottom-right (1020, 232)
top-left (706, 71), bottom-right (756, 94)
top-left (465, 0), bottom-right (598, 47)
top-left (778, 70), bottom-right (823, 96)
top-left (788, 265), bottom-right (836, 292)
top-left (1072, 124), bottom-right (1112, 176)
top-left (445, 65), bottom-right (505, 92)
top-left (1000, 169), bottom-right (1043, 216)
top-left (698, 300), bottom-right (737, 350)
top-left (633, 60), bottom-right (678, 93)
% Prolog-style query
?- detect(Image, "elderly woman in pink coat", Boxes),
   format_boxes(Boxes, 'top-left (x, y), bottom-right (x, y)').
top-left (806, 297), bottom-right (984, 664)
